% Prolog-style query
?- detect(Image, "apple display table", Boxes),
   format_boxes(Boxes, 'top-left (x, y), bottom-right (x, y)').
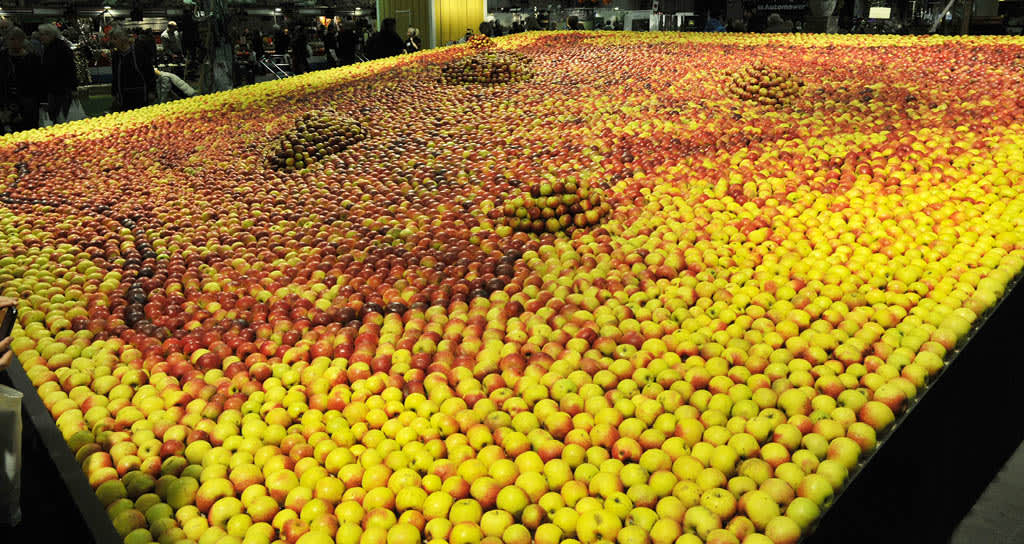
top-left (1, 363), bottom-right (120, 544)
top-left (1, 276), bottom-right (1021, 544)
top-left (804, 275), bottom-right (1024, 543)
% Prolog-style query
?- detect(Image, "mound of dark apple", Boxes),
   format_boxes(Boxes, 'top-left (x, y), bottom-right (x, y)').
top-left (728, 62), bottom-right (803, 105)
top-left (440, 51), bottom-right (533, 86)
top-left (265, 110), bottom-right (365, 172)
top-left (499, 178), bottom-right (611, 233)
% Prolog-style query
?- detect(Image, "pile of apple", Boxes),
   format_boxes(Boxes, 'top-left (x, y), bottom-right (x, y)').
top-left (2, 32), bottom-right (1024, 544)
top-left (440, 51), bottom-right (533, 85)
top-left (727, 62), bottom-right (802, 105)
top-left (498, 178), bottom-right (611, 233)
top-left (467, 33), bottom-right (495, 50)
top-left (265, 111), bottom-right (365, 172)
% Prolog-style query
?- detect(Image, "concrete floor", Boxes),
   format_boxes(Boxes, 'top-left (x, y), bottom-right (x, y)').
top-left (951, 440), bottom-right (1024, 543)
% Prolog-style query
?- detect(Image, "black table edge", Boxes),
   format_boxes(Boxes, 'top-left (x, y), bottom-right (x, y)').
top-left (4, 359), bottom-right (122, 544)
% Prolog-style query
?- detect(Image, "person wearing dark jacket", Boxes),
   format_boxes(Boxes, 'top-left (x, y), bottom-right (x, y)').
top-left (291, 26), bottom-right (309, 75)
top-left (338, 25), bottom-right (357, 65)
top-left (250, 29), bottom-right (265, 59)
top-left (273, 25), bottom-right (289, 55)
top-left (404, 27), bottom-right (422, 54)
top-left (323, 25), bottom-right (338, 65)
top-left (0, 27), bottom-right (41, 133)
top-left (38, 24), bottom-right (78, 124)
top-left (136, 29), bottom-right (158, 63)
top-left (366, 18), bottom-right (404, 60)
top-left (110, 28), bottom-right (155, 112)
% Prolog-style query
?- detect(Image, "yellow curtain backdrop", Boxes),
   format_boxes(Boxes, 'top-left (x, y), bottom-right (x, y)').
top-left (433, 0), bottom-right (485, 47)
top-left (377, 0), bottom-right (484, 49)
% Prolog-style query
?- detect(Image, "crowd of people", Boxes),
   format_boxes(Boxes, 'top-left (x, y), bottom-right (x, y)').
top-left (0, 23), bottom-right (78, 134)
top-left (235, 17), bottom-right (424, 78)
top-left (0, 15), bottom-right (426, 133)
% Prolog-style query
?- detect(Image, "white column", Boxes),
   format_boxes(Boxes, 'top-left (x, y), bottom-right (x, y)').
top-left (428, 0), bottom-right (437, 49)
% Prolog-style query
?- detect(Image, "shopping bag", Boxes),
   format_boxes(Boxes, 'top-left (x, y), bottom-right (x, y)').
top-left (67, 99), bottom-right (87, 122)
top-left (0, 384), bottom-right (22, 526)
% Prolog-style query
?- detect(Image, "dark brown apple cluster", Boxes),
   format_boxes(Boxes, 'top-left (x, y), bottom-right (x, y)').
top-left (265, 111), bottom-right (365, 172)
top-left (440, 51), bottom-right (534, 86)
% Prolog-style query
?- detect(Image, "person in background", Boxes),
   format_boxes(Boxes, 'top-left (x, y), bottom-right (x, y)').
top-left (366, 18), bottom-right (404, 60)
top-left (404, 27), bottom-right (421, 54)
top-left (273, 25), bottom-right (289, 55)
top-left (0, 27), bottom-right (41, 133)
top-left (705, 11), bottom-right (727, 32)
top-left (338, 23), bottom-right (357, 65)
top-left (357, 18), bottom-right (373, 49)
top-left (324, 24), bottom-right (338, 66)
top-left (249, 28), bottom-right (265, 60)
top-left (745, 7), bottom-right (767, 32)
top-left (764, 13), bottom-right (794, 32)
top-left (136, 28), bottom-right (157, 64)
top-left (161, 21), bottom-right (182, 60)
top-left (109, 27), bottom-right (155, 111)
top-left (38, 24), bottom-right (78, 125)
top-left (28, 31), bottom-right (43, 56)
top-left (154, 67), bottom-right (196, 103)
top-left (180, 12), bottom-right (200, 79)
top-left (0, 19), bottom-right (12, 51)
top-left (290, 25), bottom-right (309, 75)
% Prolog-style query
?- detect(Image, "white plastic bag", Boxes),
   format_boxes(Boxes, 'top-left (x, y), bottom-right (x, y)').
top-left (0, 384), bottom-right (22, 526)
top-left (67, 99), bottom-right (86, 122)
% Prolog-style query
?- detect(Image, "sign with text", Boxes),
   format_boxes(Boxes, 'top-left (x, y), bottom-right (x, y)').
top-left (757, 1), bottom-right (808, 11)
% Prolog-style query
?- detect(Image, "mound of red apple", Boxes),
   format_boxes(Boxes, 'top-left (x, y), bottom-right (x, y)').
top-left (440, 51), bottom-right (533, 85)
top-left (265, 110), bottom-right (365, 172)
top-left (2, 32), bottom-right (1024, 544)
top-left (499, 178), bottom-right (610, 233)
top-left (728, 62), bottom-right (803, 105)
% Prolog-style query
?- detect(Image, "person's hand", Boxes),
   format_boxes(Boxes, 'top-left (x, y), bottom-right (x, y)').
top-left (0, 337), bottom-right (11, 371)
top-left (0, 297), bottom-right (16, 370)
